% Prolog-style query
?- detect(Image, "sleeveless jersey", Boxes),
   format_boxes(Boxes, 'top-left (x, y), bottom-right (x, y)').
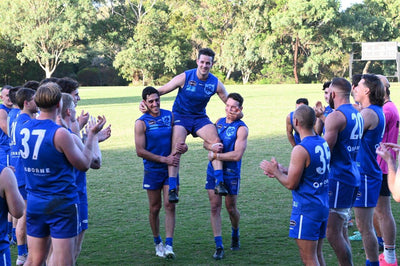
top-left (137, 109), bottom-right (173, 171)
top-left (7, 108), bottom-right (20, 139)
top-left (377, 101), bottom-right (399, 174)
top-left (293, 136), bottom-right (330, 220)
top-left (0, 165), bottom-right (9, 253)
top-left (172, 68), bottom-right (218, 115)
top-left (0, 105), bottom-right (11, 147)
top-left (10, 113), bottom-right (32, 187)
top-left (19, 119), bottom-right (78, 214)
top-left (206, 118), bottom-right (247, 178)
top-left (329, 104), bottom-right (363, 186)
top-left (357, 105), bottom-right (385, 180)
top-left (290, 111), bottom-right (301, 145)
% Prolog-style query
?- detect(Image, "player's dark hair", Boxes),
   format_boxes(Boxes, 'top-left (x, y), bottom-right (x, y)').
top-left (362, 74), bottom-right (385, 106)
top-left (57, 77), bottom-right (79, 94)
top-left (296, 98), bottom-right (309, 106)
top-left (142, 86), bottom-right (159, 100)
top-left (35, 82), bottom-right (62, 109)
top-left (16, 88), bottom-right (35, 109)
top-left (322, 81), bottom-right (331, 90)
top-left (227, 93), bottom-right (244, 107)
top-left (294, 105), bottom-right (316, 129)
top-left (23, 80), bottom-right (40, 91)
top-left (351, 74), bottom-right (362, 87)
top-left (39, 77), bottom-right (60, 86)
top-left (331, 77), bottom-right (352, 94)
top-left (9, 86), bottom-right (21, 105)
top-left (1, 85), bottom-right (12, 91)
top-left (198, 48), bottom-right (215, 62)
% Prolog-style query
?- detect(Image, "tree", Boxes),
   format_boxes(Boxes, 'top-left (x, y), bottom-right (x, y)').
top-left (0, 0), bottom-right (95, 78)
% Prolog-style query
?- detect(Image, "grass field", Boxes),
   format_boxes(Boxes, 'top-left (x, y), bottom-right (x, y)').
top-left (13, 83), bottom-right (400, 265)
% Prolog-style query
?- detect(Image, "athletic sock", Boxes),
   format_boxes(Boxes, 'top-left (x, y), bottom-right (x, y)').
top-left (377, 236), bottom-right (383, 246)
top-left (12, 228), bottom-right (16, 242)
top-left (168, 177), bottom-right (177, 191)
top-left (214, 236), bottom-right (223, 249)
top-left (154, 235), bottom-right (162, 245)
top-left (165, 237), bottom-right (173, 247)
top-left (17, 244), bottom-right (28, 256)
top-left (369, 261), bottom-right (379, 266)
top-left (383, 245), bottom-right (396, 264)
top-left (231, 227), bottom-right (239, 238)
top-left (214, 170), bottom-right (223, 185)
top-left (366, 259), bottom-right (370, 266)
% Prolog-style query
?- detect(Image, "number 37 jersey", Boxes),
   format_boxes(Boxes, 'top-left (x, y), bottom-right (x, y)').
top-left (17, 119), bottom-right (78, 204)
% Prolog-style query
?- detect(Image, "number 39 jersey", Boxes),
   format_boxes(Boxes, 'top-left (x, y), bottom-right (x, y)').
top-left (330, 104), bottom-right (363, 187)
top-left (293, 135), bottom-right (330, 221)
top-left (17, 119), bottom-right (78, 210)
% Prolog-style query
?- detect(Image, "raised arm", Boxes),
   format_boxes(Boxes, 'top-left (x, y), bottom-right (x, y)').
top-left (216, 80), bottom-right (228, 103)
top-left (158, 73), bottom-right (186, 96)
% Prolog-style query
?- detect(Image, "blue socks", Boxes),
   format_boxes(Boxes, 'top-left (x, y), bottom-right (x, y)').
top-left (214, 236), bottom-right (223, 249)
top-left (214, 170), bottom-right (223, 185)
top-left (154, 235), bottom-right (162, 245)
top-left (12, 228), bottom-right (16, 242)
top-left (366, 260), bottom-right (379, 266)
top-left (169, 177), bottom-right (177, 191)
top-left (17, 244), bottom-right (28, 256)
top-left (232, 227), bottom-right (239, 238)
top-left (165, 237), bottom-right (173, 247)
top-left (7, 222), bottom-right (12, 235)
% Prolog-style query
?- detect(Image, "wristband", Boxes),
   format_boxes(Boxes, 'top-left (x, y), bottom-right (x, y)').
top-left (212, 152), bottom-right (217, 160)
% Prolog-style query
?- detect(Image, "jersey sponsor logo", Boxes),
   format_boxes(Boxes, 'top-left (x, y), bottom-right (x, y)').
top-left (204, 84), bottom-right (215, 95)
top-left (226, 126), bottom-right (236, 137)
top-left (161, 115), bottom-right (171, 126)
top-left (148, 120), bottom-right (156, 125)
top-left (24, 167), bottom-right (51, 174)
top-left (189, 80), bottom-right (196, 86)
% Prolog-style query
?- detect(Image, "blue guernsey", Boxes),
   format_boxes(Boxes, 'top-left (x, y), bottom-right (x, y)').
top-left (357, 105), bottom-right (385, 180)
top-left (293, 136), bottom-right (330, 221)
top-left (138, 109), bottom-right (173, 171)
top-left (329, 104), bottom-right (363, 187)
top-left (172, 68), bottom-right (218, 115)
top-left (290, 111), bottom-right (301, 145)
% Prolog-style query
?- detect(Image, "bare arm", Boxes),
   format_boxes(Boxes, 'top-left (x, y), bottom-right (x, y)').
top-left (260, 145), bottom-right (308, 190)
top-left (323, 110), bottom-right (344, 149)
top-left (134, 119), bottom-right (179, 166)
top-left (216, 80), bottom-right (228, 103)
top-left (377, 143), bottom-right (400, 202)
top-left (1, 167), bottom-right (24, 218)
top-left (208, 126), bottom-right (248, 162)
top-left (158, 73), bottom-right (186, 96)
top-left (286, 114), bottom-right (296, 147)
top-left (0, 109), bottom-right (8, 135)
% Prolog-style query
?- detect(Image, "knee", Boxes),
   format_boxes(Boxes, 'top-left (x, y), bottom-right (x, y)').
top-left (149, 205), bottom-right (161, 216)
top-left (210, 204), bottom-right (221, 216)
top-left (164, 202), bottom-right (175, 213)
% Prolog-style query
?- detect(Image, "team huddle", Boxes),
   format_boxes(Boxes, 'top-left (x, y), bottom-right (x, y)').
top-left (0, 78), bottom-right (111, 266)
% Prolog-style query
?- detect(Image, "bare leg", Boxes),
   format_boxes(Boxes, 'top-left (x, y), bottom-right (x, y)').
top-left (295, 239), bottom-right (320, 266)
top-left (225, 195), bottom-right (239, 230)
top-left (326, 211), bottom-right (353, 266)
top-left (208, 190), bottom-right (222, 237)
top-left (374, 196), bottom-right (396, 246)
top-left (168, 125), bottom-right (187, 178)
top-left (74, 230), bottom-right (86, 261)
top-left (197, 124), bottom-right (223, 171)
top-left (317, 238), bottom-right (326, 266)
top-left (163, 185), bottom-right (176, 238)
top-left (146, 189), bottom-right (162, 238)
top-left (25, 235), bottom-right (50, 266)
top-left (354, 207), bottom-right (379, 262)
top-left (51, 237), bottom-right (76, 266)
top-left (16, 200), bottom-right (27, 250)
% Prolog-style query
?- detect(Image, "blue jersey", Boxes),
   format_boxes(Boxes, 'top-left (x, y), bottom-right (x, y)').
top-left (172, 68), bottom-right (218, 115)
top-left (11, 113), bottom-right (32, 187)
top-left (7, 108), bottom-right (20, 139)
top-left (19, 119), bottom-right (78, 214)
top-left (357, 105), bottom-right (385, 180)
top-left (138, 109), bottom-right (173, 171)
top-left (293, 136), bottom-right (330, 221)
top-left (207, 118), bottom-right (247, 178)
top-left (0, 165), bottom-right (9, 253)
top-left (329, 104), bottom-right (363, 186)
top-left (290, 111), bottom-right (301, 145)
top-left (324, 106), bottom-right (333, 117)
top-left (0, 105), bottom-right (11, 147)
top-left (75, 169), bottom-right (87, 204)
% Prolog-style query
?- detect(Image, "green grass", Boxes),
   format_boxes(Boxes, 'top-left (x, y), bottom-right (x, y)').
top-left (13, 83), bottom-right (400, 265)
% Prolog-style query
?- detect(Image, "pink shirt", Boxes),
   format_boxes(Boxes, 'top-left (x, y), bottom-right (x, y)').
top-left (377, 101), bottom-right (399, 174)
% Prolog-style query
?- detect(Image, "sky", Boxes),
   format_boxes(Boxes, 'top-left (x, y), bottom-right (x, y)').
top-left (340, 0), bottom-right (364, 10)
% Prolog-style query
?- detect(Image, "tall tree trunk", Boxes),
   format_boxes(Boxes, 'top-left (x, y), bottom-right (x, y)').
top-left (293, 35), bottom-right (299, 84)
top-left (362, 61), bottom-right (371, 74)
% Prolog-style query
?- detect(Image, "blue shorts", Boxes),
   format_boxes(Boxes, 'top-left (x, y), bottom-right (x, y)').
top-left (0, 248), bottom-right (11, 266)
top-left (143, 170), bottom-right (179, 190)
top-left (18, 185), bottom-right (27, 200)
top-left (173, 113), bottom-right (213, 137)
top-left (353, 174), bottom-right (381, 207)
top-left (79, 202), bottom-right (88, 232)
top-left (329, 180), bottom-right (358, 208)
top-left (289, 213), bottom-right (327, 241)
top-left (27, 203), bottom-right (80, 238)
top-left (205, 174), bottom-right (240, 195)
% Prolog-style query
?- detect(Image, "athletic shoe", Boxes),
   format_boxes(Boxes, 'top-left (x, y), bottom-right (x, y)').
top-left (16, 254), bottom-right (28, 265)
top-left (155, 242), bottom-right (165, 258)
top-left (164, 245), bottom-right (175, 259)
top-left (231, 236), bottom-right (240, 251)
top-left (168, 189), bottom-right (179, 203)
top-left (379, 253), bottom-right (398, 266)
top-left (214, 182), bottom-right (228, 196)
top-left (213, 247), bottom-right (224, 260)
top-left (349, 231), bottom-right (362, 241)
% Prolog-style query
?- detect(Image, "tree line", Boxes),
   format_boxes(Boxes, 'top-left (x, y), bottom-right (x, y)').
top-left (0, 0), bottom-right (399, 86)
